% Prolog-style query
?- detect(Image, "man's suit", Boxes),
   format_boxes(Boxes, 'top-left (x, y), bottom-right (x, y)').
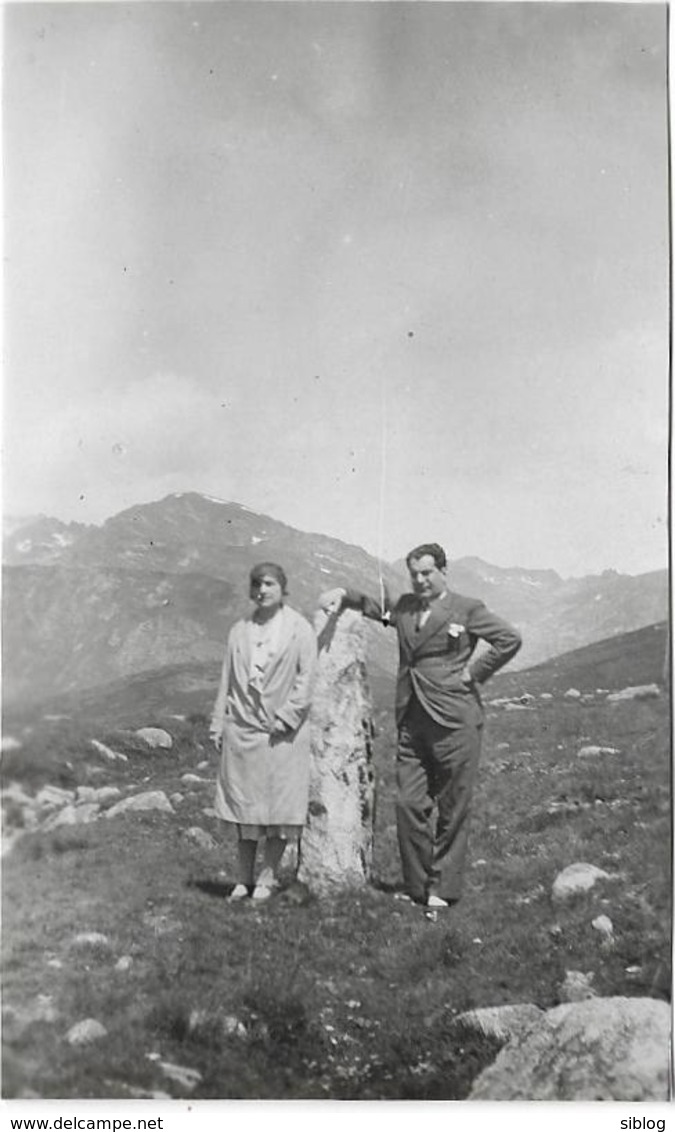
top-left (344, 587), bottom-right (522, 902)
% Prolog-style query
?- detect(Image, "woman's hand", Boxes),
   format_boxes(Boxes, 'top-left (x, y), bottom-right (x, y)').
top-left (319, 587), bottom-right (347, 615)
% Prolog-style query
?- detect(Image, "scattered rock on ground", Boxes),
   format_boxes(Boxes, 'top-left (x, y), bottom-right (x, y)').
top-left (157, 1060), bottom-right (202, 1091)
top-left (76, 786), bottom-right (122, 804)
top-left (607, 684), bottom-right (661, 703)
top-left (184, 826), bottom-right (217, 851)
top-left (67, 1019), bottom-right (108, 1046)
top-left (135, 728), bottom-right (173, 749)
top-left (453, 1003), bottom-right (543, 1044)
top-left (91, 739), bottom-right (128, 763)
top-left (592, 915), bottom-right (615, 943)
top-left (115, 956), bottom-right (133, 972)
top-left (181, 773), bottom-right (211, 785)
top-left (559, 970), bottom-right (597, 1002)
top-left (170, 793), bottom-right (184, 806)
top-left (1, 736), bottom-right (22, 753)
top-left (469, 997), bottom-right (670, 1101)
top-left (35, 785), bottom-right (75, 810)
top-left (564, 688), bottom-right (581, 699)
top-left (552, 862), bottom-right (611, 902)
top-left (539, 693), bottom-right (553, 700)
top-left (43, 802), bottom-right (100, 829)
top-left (577, 745), bottom-right (620, 758)
top-left (71, 932), bottom-right (113, 953)
top-left (106, 791), bottom-right (174, 818)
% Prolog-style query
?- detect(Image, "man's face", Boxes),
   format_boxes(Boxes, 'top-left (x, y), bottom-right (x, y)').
top-left (408, 555), bottom-right (447, 601)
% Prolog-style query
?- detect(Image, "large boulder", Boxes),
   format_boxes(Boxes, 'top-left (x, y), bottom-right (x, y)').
top-left (297, 608), bottom-right (375, 894)
top-left (469, 996), bottom-right (670, 1101)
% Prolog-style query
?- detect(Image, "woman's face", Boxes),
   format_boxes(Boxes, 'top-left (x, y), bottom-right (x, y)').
top-left (250, 573), bottom-right (284, 612)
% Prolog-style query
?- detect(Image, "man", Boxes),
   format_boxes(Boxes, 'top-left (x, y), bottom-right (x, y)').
top-left (322, 544), bottom-right (521, 909)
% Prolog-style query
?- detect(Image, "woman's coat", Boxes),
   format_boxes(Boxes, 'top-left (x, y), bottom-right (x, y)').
top-left (210, 605), bottom-right (317, 826)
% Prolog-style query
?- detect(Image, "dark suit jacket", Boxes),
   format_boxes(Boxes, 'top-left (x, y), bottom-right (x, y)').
top-left (343, 588), bottom-right (522, 728)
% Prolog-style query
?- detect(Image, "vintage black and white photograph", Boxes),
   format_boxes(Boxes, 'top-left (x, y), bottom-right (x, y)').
top-left (2, 0), bottom-right (671, 1109)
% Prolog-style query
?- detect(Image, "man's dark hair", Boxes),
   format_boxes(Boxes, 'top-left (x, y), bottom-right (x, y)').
top-left (406, 543), bottom-right (447, 570)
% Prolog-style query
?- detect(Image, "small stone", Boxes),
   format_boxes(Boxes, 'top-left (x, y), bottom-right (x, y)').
top-left (222, 1015), bottom-right (247, 1038)
top-left (67, 1018), bottom-right (108, 1046)
top-left (35, 784), bottom-right (75, 810)
top-left (106, 791), bottom-right (174, 818)
top-left (578, 745), bottom-right (620, 758)
top-left (115, 956), bottom-right (133, 972)
top-left (607, 684), bottom-right (661, 703)
top-left (564, 688), bottom-right (582, 699)
top-left (71, 932), bottom-right (112, 952)
top-left (158, 1060), bottom-right (202, 1091)
top-left (181, 773), bottom-right (211, 785)
top-left (43, 802), bottom-right (100, 829)
top-left (197, 760), bottom-right (209, 770)
top-left (539, 693), bottom-right (553, 700)
top-left (496, 742), bottom-right (510, 750)
top-left (183, 827), bottom-right (217, 851)
top-left (170, 793), bottom-right (184, 805)
top-left (135, 728), bottom-right (173, 749)
top-left (552, 863), bottom-right (611, 903)
top-left (592, 914), bottom-right (614, 938)
top-left (91, 739), bottom-right (128, 763)
top-left (559, 970), bottom-right (596, 1002)
top-left (454, 1004), bottom-right (543, 1044)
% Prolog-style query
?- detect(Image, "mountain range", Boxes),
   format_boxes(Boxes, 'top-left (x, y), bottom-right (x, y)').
top-left (2, 491), bottom-right (668, 705)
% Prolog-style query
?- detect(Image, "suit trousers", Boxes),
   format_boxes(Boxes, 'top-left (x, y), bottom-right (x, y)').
top-left (396, 696), bottom-right (483, 902)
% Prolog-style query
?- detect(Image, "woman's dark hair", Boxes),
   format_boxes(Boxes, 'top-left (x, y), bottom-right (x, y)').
top-left (249, 561), bottom-right (288, 595)
top-left (405, 543), bottom-right (447, 570)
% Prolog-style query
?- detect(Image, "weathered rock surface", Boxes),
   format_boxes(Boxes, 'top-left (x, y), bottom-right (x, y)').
top-left (552, 862), bottom-right (611, 902)
top-left (135, 727), bottom-right (173, 749)
top-left (453, 1003), bottom-right (544, 1044)
top-left (106, 791), bottom-right (174, 818)
top-left (469, 997), bottom-right (670, 1101)
top-left (298, 608), bottom-right (375, 893)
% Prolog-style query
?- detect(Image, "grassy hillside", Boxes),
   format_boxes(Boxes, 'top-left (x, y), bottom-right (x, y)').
top-left (2, 625), bottom-right (670, 1099)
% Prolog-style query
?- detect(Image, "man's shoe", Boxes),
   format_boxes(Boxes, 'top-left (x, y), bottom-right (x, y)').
top-left (426, 895), bottom-right (453, 908)
top-left (251, 883), bottom-right (275, 902)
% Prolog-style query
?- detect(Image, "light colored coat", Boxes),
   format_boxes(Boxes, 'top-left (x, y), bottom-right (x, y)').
top-left (210, 605), bottom-right (317, 825)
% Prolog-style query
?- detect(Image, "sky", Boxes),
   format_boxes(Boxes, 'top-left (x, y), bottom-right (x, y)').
top-left (3, 1), bottom-right (669, 578)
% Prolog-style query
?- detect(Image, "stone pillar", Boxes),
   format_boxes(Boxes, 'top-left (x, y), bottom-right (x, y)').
top-left (297, 608), bottom-right (375, 894)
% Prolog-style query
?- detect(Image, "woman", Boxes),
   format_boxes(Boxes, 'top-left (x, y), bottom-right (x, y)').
top-left (210, 563), bottom-right (317, 901)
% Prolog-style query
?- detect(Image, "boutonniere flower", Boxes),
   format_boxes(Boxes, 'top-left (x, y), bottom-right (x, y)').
top-left (448, 623), bottom-right (465, 638)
